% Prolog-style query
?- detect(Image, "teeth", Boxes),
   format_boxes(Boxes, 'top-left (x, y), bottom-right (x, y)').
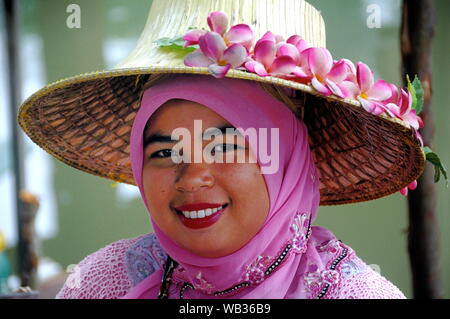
top-left (181, 205), bottom-right (225, 219)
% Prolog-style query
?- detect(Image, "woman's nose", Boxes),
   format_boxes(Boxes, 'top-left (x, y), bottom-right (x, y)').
top-left (174, 163), bottom-right (215, 193)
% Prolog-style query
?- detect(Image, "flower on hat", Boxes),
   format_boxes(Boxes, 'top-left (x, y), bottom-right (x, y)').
top-left (184, 32), bottom-right (248, 78)
top-left (354, 62), bottom-right (393, 116)
top-left (400, 180), bottom-right (418, 196)
top-left (166, 10), bottom-right (447, 196)
top-left (183, 11), bottom-right (254, 78)
top-left (301, 48), bottom-right (356, 98)
top-left (244, 31), bottom-right (297, 77)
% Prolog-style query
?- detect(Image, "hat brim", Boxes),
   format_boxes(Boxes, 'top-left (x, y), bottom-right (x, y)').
top-left (18, 66), bottom-right (425, 206)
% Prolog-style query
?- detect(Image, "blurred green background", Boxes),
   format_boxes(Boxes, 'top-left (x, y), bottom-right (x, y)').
top-left (2, 0), bottom-right (449, 298)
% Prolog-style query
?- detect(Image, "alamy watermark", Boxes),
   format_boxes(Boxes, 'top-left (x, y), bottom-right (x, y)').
top-left (65, 264), bottom-right (81, 289)
top-left (66, 4), bottom-right (81, 29)
top-left (165, 120), bottom-right (280, 175)
top-left (366, 4), bottom-right (382, 29)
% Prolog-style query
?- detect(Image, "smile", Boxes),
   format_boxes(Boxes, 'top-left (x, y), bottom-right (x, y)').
top-left (174, 203), bottom-right (229, 229)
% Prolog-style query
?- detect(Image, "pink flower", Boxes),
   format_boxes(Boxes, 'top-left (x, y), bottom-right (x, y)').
top-left (223, 24), bottom-right (254, 51)
top-left (183, 29), bottom-right (208, 46)
top-left (383, 87), bottom-right (424, 142)
top-left (298, 48), bottom-right (353, 98)
top-left (286, 35), bottom-right (311, 54)
top-left (332, 59), bottom-right (362, 98)
top-left (356, 62), bottom-right (392, 116)
top-left (184, 32), bottom-right (248, 78)
top-left (184, 11), bottom-right (254, 51)
top-left (261, 35), bottom-right (312, 82)
top-left (380, 83), bottom-right (402, 118)
top-left (400, 180), bottom-right (418, 196)
top-left (398, 89), bottom-right (424, 131)
top-left (244, 32), bottom-right (296, 77)
top-left (207, 11), bottom-right (229, 36)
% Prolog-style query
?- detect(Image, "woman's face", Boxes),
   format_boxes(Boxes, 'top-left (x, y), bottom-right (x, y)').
top-left (142, 99), bottom-right (270, 258)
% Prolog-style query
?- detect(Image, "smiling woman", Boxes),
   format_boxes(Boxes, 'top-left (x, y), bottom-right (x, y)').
top-left (141, 99), bottom-right (270, 258)
top-left (18, 0), bottom-right (427, 299)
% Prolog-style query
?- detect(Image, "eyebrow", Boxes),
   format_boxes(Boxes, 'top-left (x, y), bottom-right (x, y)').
top-left (144, 124), bottom-right (239, 148)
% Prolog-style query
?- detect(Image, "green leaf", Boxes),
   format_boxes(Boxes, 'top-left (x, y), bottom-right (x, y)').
top-left (406, 75), bottom-right (417, 111)
top-left (423, 147), bottom-right (448, 187)
top-left (407, 75), bottom-right (424, 115)
top-left (154, 35), bottom-right (197, 54)
top-left (412, 76), bottom-right (424, 115)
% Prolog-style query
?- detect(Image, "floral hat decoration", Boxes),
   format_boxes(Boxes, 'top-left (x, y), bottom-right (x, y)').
top-left (18, 0), bottom-right (446, 205)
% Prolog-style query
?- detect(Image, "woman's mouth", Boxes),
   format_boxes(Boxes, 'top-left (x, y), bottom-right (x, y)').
top-left (174, 203), bottom-right (229, 229)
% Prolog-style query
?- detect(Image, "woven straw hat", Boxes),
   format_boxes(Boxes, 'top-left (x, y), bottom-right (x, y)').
top-left (18, 0), bottom-right (425, 205)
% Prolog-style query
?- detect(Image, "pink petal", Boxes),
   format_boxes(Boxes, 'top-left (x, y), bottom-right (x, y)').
top-left (327, 60), bottom-right (349, 83)
top-left (382, 83), bottom-right (400, 104)
top-left (415, 130), bottom-right (424, 147)
top-left (277, 43), bottom-right (300, 63)
top-left (341, 58), bottom-right (357, 75)
top-left (337, 81), bottom-right (360, 99)
top-left (312, 77), bottom-right (332, 96)
top-left (295, 39), bottom-right (311, 54)
top-left (292, 66), bottom-right (312, 79)
top-left (225, 24), bottom-right (254, 50)
top-left (260, 31), bottom-right (276, 42)
top-left (222, 44), bottom-right (247, 68)
top-left (254, 40), bottom-right (276, 69)
top-left (245, 60), bottom-right (269, 76)
top-left (325, 79), bottom-right (345, 98)
top-left (366, 80), bottom-right (392, 101)
top-left (199, 32), bottom-right (227, 61)
top-left (372, 104), bottom-right (385, 116)
top-left (356, 62), bottom-right (374, 93)
top-left (208, 63), bottom-right (231, 78)
top-left (183, 29), bottom-right (207, 45)
top-left (408, 180), bottom-right (418, 190)
top-left (403, 109), bottom-right (422, 130)
top-left (207, 11), bottom-right (228, 35)
top-left (275, 34), bottom-right (285, 43)
top-left (184, 50), bottom-right (214, 67)
top-left (399, 89), bottom-right (412, 115)
top-left (400, 187), bottom-right (408, 196)
top-left (287, 35), bottom-right (302, 46)
top-left (298, 47), bottom-right (313, 68)
top-left (244, 60), bottom-right (256, 72)
top-left (270, 56), bottom-right (297, 75)
top-left (308, 48), bottom-right (333, 77)
top-left (357, 96), bottom-right (379, 114)
top-left (383, 103), bottom-right (401, 118)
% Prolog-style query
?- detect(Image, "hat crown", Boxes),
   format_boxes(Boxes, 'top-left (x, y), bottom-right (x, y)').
top-left (117, 0), bottom-right (326, 69)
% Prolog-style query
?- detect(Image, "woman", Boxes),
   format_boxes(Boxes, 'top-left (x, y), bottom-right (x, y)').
top-left (18, 0), bottom-right (427, 298)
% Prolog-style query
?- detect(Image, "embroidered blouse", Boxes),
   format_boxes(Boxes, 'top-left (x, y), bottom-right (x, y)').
top-left (55, 233), bottom-right (406, 299)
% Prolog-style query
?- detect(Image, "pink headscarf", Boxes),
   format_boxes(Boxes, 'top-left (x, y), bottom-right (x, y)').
top-left (123, 74), bottom-right (340, 299)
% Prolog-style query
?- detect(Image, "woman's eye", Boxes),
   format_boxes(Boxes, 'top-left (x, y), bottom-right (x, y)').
top-left (212, 144), bottom-right (240, 154)
top-left (150, 149), bottom-right (175, 159)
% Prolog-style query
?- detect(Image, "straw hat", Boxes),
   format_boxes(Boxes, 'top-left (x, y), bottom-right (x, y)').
top-left (18, 0), bottom-right (425, 205)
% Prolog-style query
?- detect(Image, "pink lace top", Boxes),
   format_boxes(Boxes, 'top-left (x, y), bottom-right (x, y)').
top-left (55, 233), bottom-right (406, 299)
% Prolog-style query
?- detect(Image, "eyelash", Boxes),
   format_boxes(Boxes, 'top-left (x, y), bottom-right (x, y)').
top-left (150, 144), bottom-right (241, 159)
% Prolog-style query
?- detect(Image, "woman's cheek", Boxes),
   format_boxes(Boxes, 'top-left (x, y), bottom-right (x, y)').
top-left (142, 168), bottom-right (173, 216)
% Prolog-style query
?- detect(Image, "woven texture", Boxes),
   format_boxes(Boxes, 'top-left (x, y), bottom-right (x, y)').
top-left (55, 234), bottom-right (406, 299)
top-left (20, 73), bottom-right (424, 205)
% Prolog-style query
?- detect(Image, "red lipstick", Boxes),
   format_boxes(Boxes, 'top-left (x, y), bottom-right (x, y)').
top-left (174, 203), bottom-right (228, 230)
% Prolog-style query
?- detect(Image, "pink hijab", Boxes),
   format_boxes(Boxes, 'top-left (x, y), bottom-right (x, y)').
top-left (123, 74), bottom-right (340, 299)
